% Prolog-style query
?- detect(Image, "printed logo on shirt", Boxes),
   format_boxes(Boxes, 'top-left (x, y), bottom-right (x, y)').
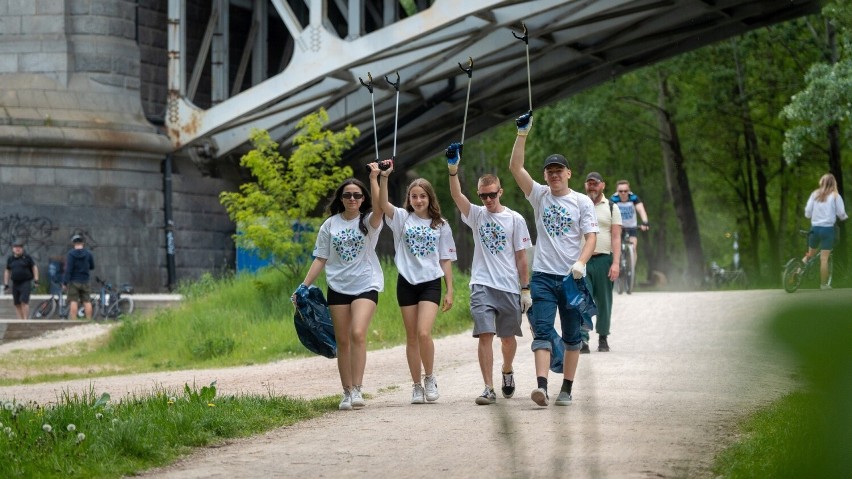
top-left (479, 221), bottom-right (508, 255)
top-left (618, 204), bottom-right (635, 221)
top-left (542, 204), bottom-right (573, 237)
top-left (404, 225), bottom-right (438, 258)
top-left (332, 228), bottom-right (365, 262)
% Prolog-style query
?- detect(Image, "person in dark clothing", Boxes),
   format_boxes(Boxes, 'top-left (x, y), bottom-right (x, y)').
top-left (4, 239), bottom-right (40, 319)
top-left (63, 235), bottom-right (95, 320)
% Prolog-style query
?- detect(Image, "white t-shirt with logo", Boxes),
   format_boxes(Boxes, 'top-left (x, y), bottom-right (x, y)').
top-left (527, 183), bottom-right (598, 275)
top-left (387, 206), bottom-right (457, 285)
top-left (462, 204), bottom-right (532, 293)
top-left (312, 212), bottom-right (383, 295)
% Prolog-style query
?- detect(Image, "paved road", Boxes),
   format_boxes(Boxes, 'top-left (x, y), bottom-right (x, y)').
top-left (1, 290), bottom-right (823, 478)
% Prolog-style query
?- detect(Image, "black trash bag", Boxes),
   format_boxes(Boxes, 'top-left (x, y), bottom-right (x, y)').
top-left (292, 285), bottom-right (337, 359)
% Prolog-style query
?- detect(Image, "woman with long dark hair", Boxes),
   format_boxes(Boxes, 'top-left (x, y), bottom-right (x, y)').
top-left (298, 166), bottom-right (384, 410)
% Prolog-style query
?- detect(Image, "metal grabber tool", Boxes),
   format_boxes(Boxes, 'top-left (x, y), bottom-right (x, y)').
top-left (385, 71), bottom-right (401, 168)
top-left (512, 23), bottom-right (533, 112)
top-left (458, 57), bottom-right (473, 145)
top-left (359, 73), bottom-right (381, 172)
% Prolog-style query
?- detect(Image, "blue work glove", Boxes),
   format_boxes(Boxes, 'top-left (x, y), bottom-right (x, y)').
top-left (291, 283), bottom-right (309, 304)
top-left (446, 142), bottom-right (463, 175)
top-left (516, 110), bottom-right (533, 136)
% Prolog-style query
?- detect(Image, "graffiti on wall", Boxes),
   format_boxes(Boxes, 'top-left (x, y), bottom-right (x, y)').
top-left (0, 214), bottom-right (58, 258)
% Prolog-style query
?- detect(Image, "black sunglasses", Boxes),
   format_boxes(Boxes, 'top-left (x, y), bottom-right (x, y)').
top-left (341, 192), bottom-right (364, 200)
top-left (478, 192), bottom-right (499, 200)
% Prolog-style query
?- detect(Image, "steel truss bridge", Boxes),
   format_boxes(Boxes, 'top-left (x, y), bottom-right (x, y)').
top-left (166, 0), bottom-right (821, 172)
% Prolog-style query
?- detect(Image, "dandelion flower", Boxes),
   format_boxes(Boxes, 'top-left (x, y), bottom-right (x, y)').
top-left (112, 418), bottom-right (120, 425)
top-left (0, 422), bottom-right (3, 428)
top-left (76, 433), bottom-right (86, 443)
top-left (207, 403), bottom-right (216, 407)
top-left (3, 426), bottom-right (10, 434)
top-left (3, 402), bottom-right (13, 411)
top-left (95, 413), bottom-right (103, 420)
top-left (42, 424), bottom-right (53, 433)
top-left (66, 424), bottom-right (76, 432)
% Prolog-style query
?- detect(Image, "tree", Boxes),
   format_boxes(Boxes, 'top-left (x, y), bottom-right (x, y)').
top-left (781, 1), bottom-right (851, 266)
top-left (219, 109), bottom-right (359, 279)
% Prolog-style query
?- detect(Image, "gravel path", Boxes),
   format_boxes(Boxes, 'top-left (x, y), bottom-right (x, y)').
top-left (0, 289), bottom-right (813, 478)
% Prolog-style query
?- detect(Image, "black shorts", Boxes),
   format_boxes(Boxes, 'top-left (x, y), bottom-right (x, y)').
top-left (11, 281), bottom-right (32, 306)
top-left (396, 275), bottom-right (442, 307)
top-left (326, 287), bottom-right (379, 306)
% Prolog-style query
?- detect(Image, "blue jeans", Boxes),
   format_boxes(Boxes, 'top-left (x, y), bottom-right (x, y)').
top-left (529, 272), bottom-right (583, 372)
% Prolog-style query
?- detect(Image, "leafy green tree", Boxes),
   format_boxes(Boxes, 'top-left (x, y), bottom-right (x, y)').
top-left (219, 109), bottom-right (359, 279)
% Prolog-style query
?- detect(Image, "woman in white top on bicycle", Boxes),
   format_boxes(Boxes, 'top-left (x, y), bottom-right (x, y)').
top-left (803, 173), bottom-right (848, 290)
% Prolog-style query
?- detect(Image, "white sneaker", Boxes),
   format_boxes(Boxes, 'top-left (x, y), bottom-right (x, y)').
top-left (424, 375), bottom-right (440, 402)
top-left (531, 387), bottom-right (549, 407)
top-left (820, 284), bottom-right (832, 290)
top-left (411, 383), bottom-right (426, 404)
top-left (351, 385), bottom-right (365, 409)
top-left (339, 390), bottom-right (353, 411)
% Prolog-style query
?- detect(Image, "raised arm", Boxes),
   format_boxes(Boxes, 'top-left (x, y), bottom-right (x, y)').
top-left (367, 162), bottom-right (383, 229)
top-left (509, 111), bottom-right (534, 197)
top-left (377, 161), bottom-right (396, 220)
top-left (446, 143), bottom-right (472, 218)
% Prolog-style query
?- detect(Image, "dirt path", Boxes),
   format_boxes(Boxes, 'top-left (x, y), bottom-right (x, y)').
top-left (0, 290), bottom-right (812, 478)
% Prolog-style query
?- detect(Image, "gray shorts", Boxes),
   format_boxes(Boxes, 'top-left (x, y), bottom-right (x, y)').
top-left (470, 284), bottom-right (523, 338)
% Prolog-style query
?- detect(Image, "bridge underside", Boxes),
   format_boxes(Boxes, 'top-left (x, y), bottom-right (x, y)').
top-left (166, 0), bottom-right (822, 173)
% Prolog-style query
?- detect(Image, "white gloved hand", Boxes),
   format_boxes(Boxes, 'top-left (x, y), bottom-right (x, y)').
top-left (571, 261), bottom-right (586, 279)
top-left (520, 288), bottom-right (532, 314)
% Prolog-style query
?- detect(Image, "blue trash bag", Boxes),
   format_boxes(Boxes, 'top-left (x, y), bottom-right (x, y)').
top-left (292, 285), bottom-right (337, 359)
top-left (563, 276), bottom-right (598, 334)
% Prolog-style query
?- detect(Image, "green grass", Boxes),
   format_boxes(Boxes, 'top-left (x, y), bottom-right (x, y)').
top-left (713, 298), bottom-right (852, 478)
top-left (0, 262), bottom-right (471, 477)
top-left (0, 259), bottom-right (471, 384)
top-left (0, 383), bottom-right (336, 478)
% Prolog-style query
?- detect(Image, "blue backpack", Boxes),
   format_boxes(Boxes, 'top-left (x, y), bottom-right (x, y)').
top-left (292, 285), bottom-right (337, 359)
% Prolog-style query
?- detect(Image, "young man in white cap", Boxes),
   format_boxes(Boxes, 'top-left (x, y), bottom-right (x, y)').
top-left (509, 112), bottom-right (598, 407)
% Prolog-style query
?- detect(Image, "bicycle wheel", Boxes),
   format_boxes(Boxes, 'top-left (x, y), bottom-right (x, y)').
top-left (30, 298), bottom-right (57, 319)
top-left (108, 297), bottom-right (134, 320)
top-left (624, 246), bottom-right (634, 294)
top-left (783, 259), bottom-right (804, 293)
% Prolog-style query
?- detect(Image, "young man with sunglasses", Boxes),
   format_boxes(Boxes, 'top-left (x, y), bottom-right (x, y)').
top-left (446, 143), bottom-right (532, 405)
top-left (508, 112), bottom-right (598, 407)
top-left (610, 180), bottom-right (649, 291)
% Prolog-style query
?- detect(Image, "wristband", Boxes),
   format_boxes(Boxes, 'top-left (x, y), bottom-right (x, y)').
top-left (521, 284), bottom-right (530, 290)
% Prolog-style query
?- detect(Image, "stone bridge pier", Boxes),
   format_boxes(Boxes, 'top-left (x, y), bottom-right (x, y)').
top-left (1, 0), bottom-right (235, 292)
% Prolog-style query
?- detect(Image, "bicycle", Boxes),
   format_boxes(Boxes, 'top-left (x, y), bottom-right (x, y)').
top-left (782, 230), bottom-right (839, 293)
top-left (706, 262), bottom-right (748, 290)
top-left (91, 276), bottom-right (135, 320)
top-left (615, 229), bottom-right (634, 295)
top-left (30, 279), bottom-right (89, 319)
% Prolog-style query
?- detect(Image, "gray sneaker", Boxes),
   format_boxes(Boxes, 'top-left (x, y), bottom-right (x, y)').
top-left (475, 387), bottom-right (497, 405)
top-left (350, 385), bottom-right (365, 409)
top-left (501, 369), bottom-right (515, 398)
top-left (424, 375), bottom-right (440, 402)
top-left (555, 390), bottom-right (572, 406)
top-left (339, 390), bottom-right (353, 411)
top-left (531, 387), bottom-right (549, 406)
top-left (411, 383), bottom-right (426, 404)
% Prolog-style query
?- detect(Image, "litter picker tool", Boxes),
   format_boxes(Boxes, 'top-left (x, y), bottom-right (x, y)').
top-left (512, 23), bottom-right (532, 112)
top-left (385, 71), bottom-right (401, 162)
top-left (358, 73), bottom-right (380, 163)
top-left (458, 57), bottom-right (473, 145)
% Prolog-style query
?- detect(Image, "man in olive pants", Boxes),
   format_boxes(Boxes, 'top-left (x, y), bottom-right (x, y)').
top-left (581, 172), bottom-right (622, 353)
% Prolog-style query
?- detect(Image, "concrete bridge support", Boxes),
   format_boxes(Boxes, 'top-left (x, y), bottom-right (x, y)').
top-left (1, 0), bottom-right (236, 291)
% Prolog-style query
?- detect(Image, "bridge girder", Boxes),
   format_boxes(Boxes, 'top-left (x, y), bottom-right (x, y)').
top-left (166, 0), bottom-right (822, 172)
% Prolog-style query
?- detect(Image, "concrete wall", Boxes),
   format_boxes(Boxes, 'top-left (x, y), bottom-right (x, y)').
top-left (1, 0), bottom-right (238, 291)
